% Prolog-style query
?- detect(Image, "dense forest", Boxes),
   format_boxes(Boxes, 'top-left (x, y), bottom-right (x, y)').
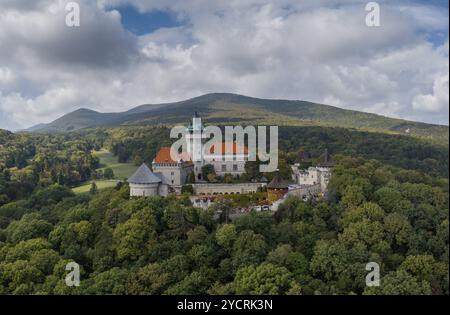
top-left (0, 125), bottom-right (448, 295)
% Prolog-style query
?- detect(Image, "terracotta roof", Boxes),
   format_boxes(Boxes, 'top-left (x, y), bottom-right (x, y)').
top-left (154, 147), bottom-right (193, 165)
top-left (209, 142), bottom-right (248, 155)
top-left (127, 163), bottom-right (162, 184)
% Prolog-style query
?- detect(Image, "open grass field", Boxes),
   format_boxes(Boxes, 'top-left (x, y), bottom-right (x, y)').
top-left (72, 180), bottom-right (119, 194)
top-left (72, 149), bottom-right (138, 194)
top-left (93, 149), bottom-right (138, 180)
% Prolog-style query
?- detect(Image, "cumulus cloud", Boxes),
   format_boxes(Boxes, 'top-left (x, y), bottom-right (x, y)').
top-left (0, 0), bottom-right (448, 130)
top-left (413, 73), bottom-right (449, 113)
top-left (0, 1), bottom-right (138, 68)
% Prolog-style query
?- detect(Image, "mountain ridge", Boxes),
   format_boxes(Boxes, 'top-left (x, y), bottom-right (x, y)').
top-left (24, 93), bottom-right (449, 144)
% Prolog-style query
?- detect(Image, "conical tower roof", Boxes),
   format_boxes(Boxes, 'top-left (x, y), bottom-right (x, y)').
top-left (267, 172), bottom-right (289, 189)
top-left (127, 163), bottom-right (161, 184)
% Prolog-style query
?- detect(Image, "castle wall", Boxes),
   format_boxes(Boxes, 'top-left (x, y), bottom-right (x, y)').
top-left (193, 182), bottom-right (262, 195)
top-left (129, 183), bottom-right (159, 197)
top-left (287, 184), bottom-right (321, 198)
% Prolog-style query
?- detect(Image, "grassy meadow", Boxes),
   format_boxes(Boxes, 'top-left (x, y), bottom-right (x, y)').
top-left (72, 149), bottom-right (137, 194)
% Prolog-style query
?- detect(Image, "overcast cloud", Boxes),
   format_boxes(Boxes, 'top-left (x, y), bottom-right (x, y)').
top-left (0, 0), bottom-right (448, 130)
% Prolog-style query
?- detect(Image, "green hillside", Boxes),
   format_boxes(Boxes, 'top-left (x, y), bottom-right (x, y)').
top-left (26, 93), bottom-right (449, 144)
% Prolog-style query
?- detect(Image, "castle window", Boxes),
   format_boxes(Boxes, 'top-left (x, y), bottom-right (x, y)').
top-left (222, 165), bottom-right (227, 172)
top-left (233, 164), bottom-right (238, 171)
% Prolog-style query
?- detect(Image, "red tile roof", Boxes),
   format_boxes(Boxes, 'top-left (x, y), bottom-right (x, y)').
top-left (154, 147), bottom-right (193, 165)
top-left (209, 142), bottom-right (249, 155)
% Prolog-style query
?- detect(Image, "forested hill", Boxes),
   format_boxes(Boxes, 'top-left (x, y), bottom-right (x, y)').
top-left (25, 93), bottom-right (449, 144)
top-left (0, 123), bottom-right (448, 295)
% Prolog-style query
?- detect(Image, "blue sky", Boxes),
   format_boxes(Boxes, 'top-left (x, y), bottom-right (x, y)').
top-left (110, 5), bottom-right (183, 36)
top-left (111, 0), bottom-right (449, 46)
top-left (407, 0), bottom-right (449, 46)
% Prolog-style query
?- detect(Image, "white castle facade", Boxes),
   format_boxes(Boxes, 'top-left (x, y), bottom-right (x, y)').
top-left (187, 112), bottom-right (248, 180)
top-left (290, 149), bottom-right (333, 193)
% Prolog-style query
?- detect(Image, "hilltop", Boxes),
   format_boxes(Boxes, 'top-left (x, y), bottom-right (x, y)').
top-left (25, 93), bottom-right (449, 144)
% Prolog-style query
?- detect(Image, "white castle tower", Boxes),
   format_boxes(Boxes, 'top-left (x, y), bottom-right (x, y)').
top-left (186, 112), bottom-right (207, 180)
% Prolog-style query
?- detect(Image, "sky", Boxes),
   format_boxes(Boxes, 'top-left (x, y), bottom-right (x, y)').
top-left (0, 0), bottom-right (448, 131)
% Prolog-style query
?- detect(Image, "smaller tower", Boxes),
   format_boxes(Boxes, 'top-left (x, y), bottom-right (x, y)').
top-left (127, 163), bottom-right (162, 197)
top-left (267, 171), bottom-right (289, 202)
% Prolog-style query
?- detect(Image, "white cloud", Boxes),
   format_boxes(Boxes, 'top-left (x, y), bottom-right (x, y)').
top-left (0, 67), bottom-right (15, 84)
top-left (413, 73), bottom-right (449, 113)
top-left (0, 0), bottom-right (448, 130)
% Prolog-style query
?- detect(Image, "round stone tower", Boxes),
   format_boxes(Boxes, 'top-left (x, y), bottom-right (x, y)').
top-left (127, 163), bottom-right (162, 197)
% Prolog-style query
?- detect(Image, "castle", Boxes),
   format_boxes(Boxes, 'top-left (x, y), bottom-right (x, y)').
top-left (127, 113), bottom-right (334, 202)
top-left (128, 113), bottom-right (251, 197)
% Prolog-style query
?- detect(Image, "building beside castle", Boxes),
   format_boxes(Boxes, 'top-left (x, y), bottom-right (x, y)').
top-left (291, 149), bottom-right (334, 193)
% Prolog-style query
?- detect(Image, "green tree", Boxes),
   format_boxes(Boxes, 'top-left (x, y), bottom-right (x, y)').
top-left (113, 210), bottom-right (157, 261)
top-left (89, 182), bottom-right (98, 195)
top-left (5, 213), bottom-right (52, 244)
top-left (210, 200), bottom-right (233, 224)
top-left (103, 168), bottom-right (115, 179)
top-left (215, 224), bottom-right (237, 250)
top-left (374, 187), bottom-right (403, 212)
top-left (266, 244), bottom-right (309, 280)
top-left (232, 230), bottom-right (268, 270)
top-left (364, 270), bottom-right (431, 295)
top-left (339, 219), bottom-right (385, 248)
top-left (126, 263), bottom-right (170, 294)
top-left (201, 164), bottom-right (216, 182)
top-left (165, 271), bottom-right (210, 295)
top-left (181, 184), bottom-right (194, 195)
top-left (234, 263), bottom-right (295, 295)
top-left (85, 268), bottom-right (128, 295)
top-left (244, 159), bottom-right (260, 180)
top-left (310, 240), bottom-right (369, 292)
top-left (384, 213), bottom-right (413, 247)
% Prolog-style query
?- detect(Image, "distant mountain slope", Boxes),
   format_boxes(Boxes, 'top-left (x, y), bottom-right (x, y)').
top-left (30, 108), bottom-right (123, 132)
top-left (25, 93), bottom-right (449, 144)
